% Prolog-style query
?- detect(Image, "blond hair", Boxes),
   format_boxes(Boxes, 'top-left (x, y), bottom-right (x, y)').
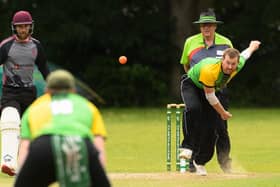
top-left (46, 70), bottom-right (75, 92)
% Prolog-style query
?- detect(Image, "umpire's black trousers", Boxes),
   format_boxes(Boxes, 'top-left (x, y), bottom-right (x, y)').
top-left (216, 89), bottom-right (231, 167)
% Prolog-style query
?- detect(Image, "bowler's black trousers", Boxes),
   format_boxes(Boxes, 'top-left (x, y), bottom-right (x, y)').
top-left (180, 75), bottom-right (222, 165)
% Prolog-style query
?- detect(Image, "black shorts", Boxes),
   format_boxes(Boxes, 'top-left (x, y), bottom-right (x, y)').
top-left (1, 85), bottom-right (37, 116)
top-left (14, 135), bottom-right (111, 187)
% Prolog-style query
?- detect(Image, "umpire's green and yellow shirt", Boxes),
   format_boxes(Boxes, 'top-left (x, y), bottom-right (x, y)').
top-left (180, 33), bottom-right (233, 68)
top-left (188, 56), bottom-right (246, 90)
top-left (21, 93), bottom-right (107, 140)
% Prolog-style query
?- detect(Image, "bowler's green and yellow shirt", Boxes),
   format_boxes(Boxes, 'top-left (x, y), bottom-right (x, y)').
top-left (21, 93), bottom-right (107, 140)
top-left (188, 56), bottom-right (246, 90)
top-left (180, 33), bottom-right (233, 68)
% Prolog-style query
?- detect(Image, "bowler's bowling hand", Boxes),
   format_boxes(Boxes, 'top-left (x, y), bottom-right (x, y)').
top-left (249, 40), bottom-right (261, 51)
top-left (221, 111), bottom-right (232, 120)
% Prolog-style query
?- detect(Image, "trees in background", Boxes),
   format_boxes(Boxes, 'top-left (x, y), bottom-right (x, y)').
top-left (0, 0), bottom-right (279, 106)
top-left (214, 0), bottom-right (280, 106)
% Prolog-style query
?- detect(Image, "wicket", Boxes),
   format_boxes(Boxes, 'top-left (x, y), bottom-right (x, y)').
top-left (166, 103), bottom-right (185, 171)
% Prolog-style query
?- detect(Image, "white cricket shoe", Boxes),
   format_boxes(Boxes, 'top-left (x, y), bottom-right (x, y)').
top-left (193, 160), bottom-right (207, 176)
top-left (179, 148), bottom-right (192, 159)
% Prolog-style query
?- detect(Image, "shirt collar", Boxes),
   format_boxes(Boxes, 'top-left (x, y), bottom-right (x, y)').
top-left (14, 35), bottom-right (31, 43)
top-left (199, 33), bottom-right (216, 48)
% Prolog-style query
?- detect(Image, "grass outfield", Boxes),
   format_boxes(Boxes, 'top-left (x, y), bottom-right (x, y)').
top-left (1, 108), bottom-right (280, 186)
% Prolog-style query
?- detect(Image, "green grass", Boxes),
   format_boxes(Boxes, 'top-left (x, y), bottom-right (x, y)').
top-left (1, 108), bottom-right (280, 186)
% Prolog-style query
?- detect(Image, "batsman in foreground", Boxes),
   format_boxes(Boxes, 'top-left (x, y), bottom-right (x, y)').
top-left (14, 70), bottom-right (111, 187)
top-left (180, 41), bottom-right (261, 175)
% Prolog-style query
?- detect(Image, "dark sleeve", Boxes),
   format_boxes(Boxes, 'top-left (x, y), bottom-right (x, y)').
top-left (0, 47), bottom-right (6, 65)
top-left (0, 41), bottom-right (13, 65)
top-left (34, 41), bottom-right (50, 80)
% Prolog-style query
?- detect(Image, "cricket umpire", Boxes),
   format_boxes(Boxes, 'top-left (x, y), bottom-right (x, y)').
top-left (179, 8), bottom-right (233, 173)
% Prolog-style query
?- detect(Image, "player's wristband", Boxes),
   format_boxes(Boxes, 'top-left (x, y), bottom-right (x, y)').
top-left (205, 92), bottom-right (219, 105)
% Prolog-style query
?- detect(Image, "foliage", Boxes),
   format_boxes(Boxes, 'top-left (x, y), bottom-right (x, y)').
top-left (0, 0), bottom-right (173, 106)
top-left (0, 0), bottom-right (279, 106)
top-left (86, 59), bottom-right (168, 106)
top-left (214, 0), bottom-right (280, 106)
